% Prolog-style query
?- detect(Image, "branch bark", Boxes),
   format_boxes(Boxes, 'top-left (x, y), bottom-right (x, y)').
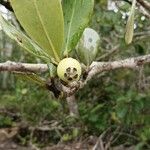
top-left (66, 95), bottom-right (79, 117)
top-left (0, 54), bottom-right (150, 83)
top-left (122, 0), bottom-right (150, 12)
top-left (0, 61), bottom-right (48, 73)
top-left (137, 0), bottom-right (150, 12)
top-left (86, 54), bottom-right (150, 82)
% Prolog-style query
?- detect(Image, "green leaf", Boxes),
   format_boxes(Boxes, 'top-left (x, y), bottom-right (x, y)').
top-left (0, 14), bottom-right (50, 62)
top-left (47, 63), bottom-right (57, 78)
top-left (125, 0), bottom-right (136, 44)
top-left (63, 0), bottom-right (94, 55)
top-left (116, 104), bottom-right (128, 119)
top-left (10, 0), bottom-right (64, 62)
top-left (15, 72), bottom-right (46, 87)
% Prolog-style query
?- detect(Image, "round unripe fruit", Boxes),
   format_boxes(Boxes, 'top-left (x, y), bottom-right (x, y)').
top-left (57, 58), bottom-right (82, 83)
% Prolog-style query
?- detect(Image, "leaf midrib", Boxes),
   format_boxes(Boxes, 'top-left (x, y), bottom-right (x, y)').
top-left (33, 0), bottom-right (60, 62)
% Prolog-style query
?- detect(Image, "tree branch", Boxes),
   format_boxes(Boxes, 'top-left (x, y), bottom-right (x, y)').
top-left (122, 0), bottom-right (150, 12)
top-left (137, 0), bottom-right (150, 12)
top-left (0, 55), bottom-right (150, 85)
top-left (66, 95), bottom-right (79, 117)
top-left (86, 54), bottom-right (150, 82)
top-left (0, 61), bottom-right (48, 73)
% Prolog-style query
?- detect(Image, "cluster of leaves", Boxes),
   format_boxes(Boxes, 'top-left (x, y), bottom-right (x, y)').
top-left (0, 0), bottom-right (94, 65)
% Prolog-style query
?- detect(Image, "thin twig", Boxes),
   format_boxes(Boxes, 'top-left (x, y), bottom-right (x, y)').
top-left (104, 127), bottom-right (121, 150)
top-left (97, 44), bottom-right (120, 61)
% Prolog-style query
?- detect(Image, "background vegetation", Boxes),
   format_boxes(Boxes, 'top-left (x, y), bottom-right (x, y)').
top-left (0, 0), bottom-right (150, 149)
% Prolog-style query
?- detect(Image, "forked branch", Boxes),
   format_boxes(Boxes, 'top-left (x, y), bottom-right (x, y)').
top-left (0, 54), bottom-right (150, 83)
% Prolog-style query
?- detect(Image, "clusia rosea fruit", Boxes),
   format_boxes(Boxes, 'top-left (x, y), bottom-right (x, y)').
top-left (57, 58), bottom-right (82, 83)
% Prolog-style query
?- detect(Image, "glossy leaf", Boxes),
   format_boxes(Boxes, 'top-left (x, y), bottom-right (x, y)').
top-left (10, 0), bottom-right (64, 62)
top-left (125, 0), bottom-right (136, 44)
top-left (63, 0), bottom-right (94, 55)
top-left (0, 14), bottom-right (50, 62)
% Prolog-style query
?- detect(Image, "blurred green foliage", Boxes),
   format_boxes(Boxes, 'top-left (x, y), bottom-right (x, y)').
top-left (0, 0), bottom-right (150, 148)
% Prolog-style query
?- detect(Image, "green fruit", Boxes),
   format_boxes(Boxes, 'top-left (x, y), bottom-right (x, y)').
top-left (57, 58), bottom-right (82, 83)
